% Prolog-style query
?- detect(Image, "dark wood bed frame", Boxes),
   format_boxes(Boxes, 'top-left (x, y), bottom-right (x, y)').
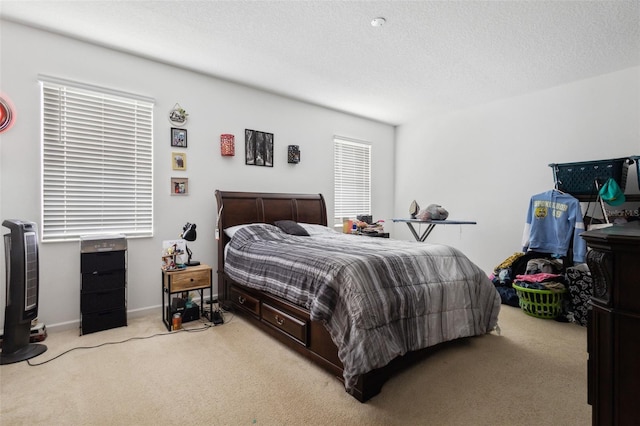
top-left (215, 190), bottom-right (441, 402)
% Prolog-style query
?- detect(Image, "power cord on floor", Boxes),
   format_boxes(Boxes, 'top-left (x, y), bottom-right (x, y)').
top-left (26, 320), bottom-right (215, 367)
top-left (211, 306), bottom-right (234, 325)
top-left (25, 299), bottom-right (236, 367)
top-left (203, 299), bottom-right (234, 325)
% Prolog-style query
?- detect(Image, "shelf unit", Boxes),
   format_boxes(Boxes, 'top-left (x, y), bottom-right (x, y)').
top-left (161, 264), bottom-right (212, 331)
top-left (80, 235), bottom-right (127, 335)
top-left (549, 157), bottom-right (640, 219)
top-left (574, 194), bottom-right (640, 203)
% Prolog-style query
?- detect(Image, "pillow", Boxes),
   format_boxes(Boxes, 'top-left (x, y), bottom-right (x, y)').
top-left (274, 220), bottom-right (309, 236)
top-left (297, 223), bottom-right (336, 236)
top-left (224, 223), bottom-right (264, 238)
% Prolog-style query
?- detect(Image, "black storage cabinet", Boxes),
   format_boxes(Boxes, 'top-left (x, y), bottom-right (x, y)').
top-left (80, 235), bottom-right (127, 335)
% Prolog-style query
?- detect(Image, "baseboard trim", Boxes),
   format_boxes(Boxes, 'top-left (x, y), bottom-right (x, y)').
top-left (44, 293), bottom-right (219, 333)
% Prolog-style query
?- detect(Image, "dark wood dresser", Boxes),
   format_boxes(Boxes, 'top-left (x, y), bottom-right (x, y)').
top-left (581, 221), bottom-right (640, 426)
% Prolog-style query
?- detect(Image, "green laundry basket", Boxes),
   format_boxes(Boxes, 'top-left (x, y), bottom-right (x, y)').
top-left (512, 283), bottom-right (566, 319)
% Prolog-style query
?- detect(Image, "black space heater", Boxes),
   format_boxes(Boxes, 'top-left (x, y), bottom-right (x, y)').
top-left (1, 219), bottom-right (47, 365)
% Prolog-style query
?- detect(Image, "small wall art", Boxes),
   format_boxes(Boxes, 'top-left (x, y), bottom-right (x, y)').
top-left (168, 103), bottom-right (188, 127)
top-left (245, 129), bottom-right (273, 167)
top-left (0, 96), bottom-right (15, 133)
top-left (287, 145), bottom-right (300, 164)
top-left (220, 134), bottom-right (235, 156)
top-left (171, 177), bottom-right (189, 195)
top-left (171, 128), bottom-right (187, 147)
top-left (172, 152), bottom-right (187, 170)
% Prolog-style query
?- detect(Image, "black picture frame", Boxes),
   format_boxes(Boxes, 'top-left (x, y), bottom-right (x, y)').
top-left (245, 129), bottom-right (273, 167)
top-left (245, 129), bottom-right (255, 165)
top-left (171, 128), bottom-right (187, 148)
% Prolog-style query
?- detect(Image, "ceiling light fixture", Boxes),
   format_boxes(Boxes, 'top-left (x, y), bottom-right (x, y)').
top-left (371, 17), bottom-right (386, 27)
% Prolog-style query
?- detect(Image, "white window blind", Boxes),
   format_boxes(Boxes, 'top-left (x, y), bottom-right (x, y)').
top-left (40, 77), bottom-right (154, 241)
top-left (334, 137), bottom-right (371, 225)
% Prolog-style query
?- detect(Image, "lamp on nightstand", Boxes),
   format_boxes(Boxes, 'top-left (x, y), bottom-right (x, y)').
top-left (180, 222), bottom-right (200, 266)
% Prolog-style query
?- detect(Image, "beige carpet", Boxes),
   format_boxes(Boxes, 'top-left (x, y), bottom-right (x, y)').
top-left (1, 305), bottom-right (590, 425)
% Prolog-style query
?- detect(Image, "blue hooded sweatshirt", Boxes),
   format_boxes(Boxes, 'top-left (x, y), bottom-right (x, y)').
top-left (522, 190), bottom-right (586, 264)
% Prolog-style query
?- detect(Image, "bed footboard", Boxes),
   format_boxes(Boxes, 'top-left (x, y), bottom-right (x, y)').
top-left (223, 275), bottom-right (432, 402)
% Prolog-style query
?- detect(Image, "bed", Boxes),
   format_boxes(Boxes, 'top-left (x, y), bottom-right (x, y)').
top-left (215, 190), bottom-right (500, 402)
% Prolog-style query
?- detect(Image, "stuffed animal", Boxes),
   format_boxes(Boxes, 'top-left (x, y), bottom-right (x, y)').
top-left (417, 204), bottom-right (449, 221)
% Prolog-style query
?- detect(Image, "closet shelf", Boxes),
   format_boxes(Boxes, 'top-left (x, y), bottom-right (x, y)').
top-left (550, 157), bottom-right (639, 203)
top-left (575, 194), bottom-right (640, 203)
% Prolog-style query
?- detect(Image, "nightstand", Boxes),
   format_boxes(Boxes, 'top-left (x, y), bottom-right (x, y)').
top-left (161, 264), bottom-right (212, 331)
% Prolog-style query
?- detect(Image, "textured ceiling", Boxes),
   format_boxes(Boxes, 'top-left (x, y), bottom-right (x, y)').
top-left (1, 1), bottom-right (639, 125)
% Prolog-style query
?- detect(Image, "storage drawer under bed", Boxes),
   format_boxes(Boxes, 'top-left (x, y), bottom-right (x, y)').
top-left (229, 285), bottom-right (260, 316)
top-left (261, 302), bottom-right (308, 346)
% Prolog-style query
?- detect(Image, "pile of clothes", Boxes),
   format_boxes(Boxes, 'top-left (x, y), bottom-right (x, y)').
top-left (564, 264), bottom-right (592, 326)
top-left (514, 272), bottom-right (566, 291)
top-left (490, 251), bottom-right (592, 325)
top-left (491, 252), bottom-right (563, 307)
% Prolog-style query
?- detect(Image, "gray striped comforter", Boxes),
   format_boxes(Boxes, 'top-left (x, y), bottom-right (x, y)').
top-left (225, 224), bottom-right (500, 390)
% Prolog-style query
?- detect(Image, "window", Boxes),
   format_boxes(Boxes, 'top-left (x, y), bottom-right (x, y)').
top-left (40, 76), bottom-right (154, 241)
top-left (333, 137), bottom-right (371, 226)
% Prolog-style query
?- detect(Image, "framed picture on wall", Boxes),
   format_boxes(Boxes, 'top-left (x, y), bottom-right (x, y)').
top-left (172, 152), bottom-right (187, 170)
top-left (171, 128), bottom-right (187, 147)
top-left (245, 129), bottom-right (255, 165)
top-left (263, 132), bottom-right (274, 167)
top-left (245, 128), bottom-right (273, 167)
top-left (170, 177), bottom-right (189, 195)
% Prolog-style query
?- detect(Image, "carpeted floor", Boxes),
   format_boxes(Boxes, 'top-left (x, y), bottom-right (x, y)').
top-left (0, 305), bottom-right (590, 425)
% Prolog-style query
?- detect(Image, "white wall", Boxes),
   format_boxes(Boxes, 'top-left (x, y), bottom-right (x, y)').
top-left (0, 21), bottom-right (395, 329)
top-left (394, 66), bottom-right (640, 273)
top-left (3, 19), bottom-right (638, 330)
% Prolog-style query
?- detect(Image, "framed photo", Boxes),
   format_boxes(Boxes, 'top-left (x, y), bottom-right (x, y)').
top-left (245, 128), bottom-right (273, 167)
top-left (245, 129), bottom-right (255, 165)
top-left (172, 152), bottom-right (187, 170)
top-left (171, 128), bottom-right (187, 147)
top-left (170, 177), bottom-right (189, 195)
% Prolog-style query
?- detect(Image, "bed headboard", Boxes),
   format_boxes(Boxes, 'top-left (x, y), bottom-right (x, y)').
top-left (214, 190), bottom-right (328, 295)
